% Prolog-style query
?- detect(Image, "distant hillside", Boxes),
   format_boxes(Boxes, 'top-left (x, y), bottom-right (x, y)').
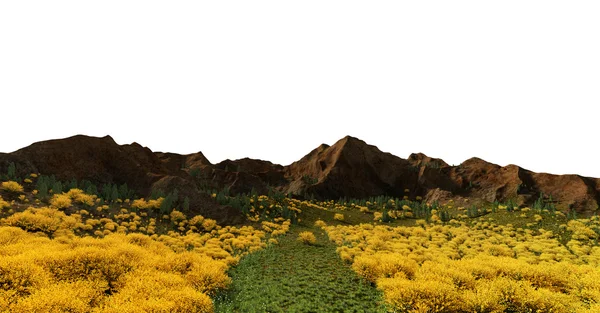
top-left (1, 134), bottom-right (598, 216)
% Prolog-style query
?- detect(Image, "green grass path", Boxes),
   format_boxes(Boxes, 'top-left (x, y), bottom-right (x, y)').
top-left (214, 226), bottom-right (388, 313)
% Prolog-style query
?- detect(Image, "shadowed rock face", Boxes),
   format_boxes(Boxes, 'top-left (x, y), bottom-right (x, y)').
top-left (283, 137), bottom-right (462, 200)
top-left (0, 135), bottom-right (245, 224)
top-left (8, 135), bottom-right (171, 194)
top-left (284, 136), bottom-right (420, 199)
top-left (442, 158), bottom-right (599, 212)
top-left (1, 134), bottom-right (599, 216)
top-left (283, 136), bottom-right (599, 213)
top-left (155, 151), bottom-right (212, 173)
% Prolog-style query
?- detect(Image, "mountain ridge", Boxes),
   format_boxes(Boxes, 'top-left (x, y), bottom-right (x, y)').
top-left (1, 134), bottom-right (598, 217)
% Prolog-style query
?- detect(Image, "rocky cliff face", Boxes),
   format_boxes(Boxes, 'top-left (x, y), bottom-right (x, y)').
top-left (7, 135), bottom-right (170, 194)
top-left (283, 136), bottom-right (599, 213)
top-left (1, 134), bottom-right (598, 216)
top-left (284, 136), bottom-right (420, 199)
top-left (0, 135), bottom-right (243, 224)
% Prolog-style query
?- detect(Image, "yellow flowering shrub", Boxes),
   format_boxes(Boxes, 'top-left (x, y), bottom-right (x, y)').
top-left (377, 274), bottom-right (462, 312)
top-left (0, 223), bottom-right (283, 313)
top-left (3, 207), bottom-right (80, 234)
top-left (0, 179), bottom-right (306, 312)
top-left (298, 231), bottom-right (317, 245)
top-left (0, 257), bottom-right (51, 298)
top-left (1, 181), bottom-right (24, 193)
top-left (373, 212), bottom-right (383, 222)
top-left (8, 280), bottom-right (106, 313)
top-left (352, 253), bottom-right (418, 283)
top-left (49, 194), bottom-right (72, 209)
top-left (0, 196), bottom-right (10, 210)
top-left (66, 188), bottom-right (97, 206)
top-left (130, 197), bottom-right (164, 210)
top-left (333, 213), bottom-right (344, 221)
top-left (202, 219), bottom-right (217, 232)
top-left (314, 220), bottom-right (327, 228)
top-left (325, 219), bottom-right (600, 312)
top-left (170, 210), bottom-right (187, 223)
top-left (100, 269), bottom-right (213, 313)
top-left (189, 215), bottom-right (205, 227)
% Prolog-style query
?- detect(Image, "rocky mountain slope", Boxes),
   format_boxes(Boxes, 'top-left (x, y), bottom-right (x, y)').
top-left (1, 134), bottom-right (598, 217)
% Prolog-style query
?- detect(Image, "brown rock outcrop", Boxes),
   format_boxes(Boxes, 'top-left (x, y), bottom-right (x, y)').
top-left (8, 135), bottom-right (170, 194)
top-left (284, 136), bottom-right (420, 199)
top-left (1, 134), bottom-right (598, 215)
top-left (0, 135), bottom-right (244, 224)
top-left (155, 151), bottom-right (212, 173)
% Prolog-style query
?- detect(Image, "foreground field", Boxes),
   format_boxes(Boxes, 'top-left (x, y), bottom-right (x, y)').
top-left (0, 178), bottom-right (292, 312)
top-left (325, 220), bottom-right (600, 312)
top-left (3, 175), bottom-right (600, 312)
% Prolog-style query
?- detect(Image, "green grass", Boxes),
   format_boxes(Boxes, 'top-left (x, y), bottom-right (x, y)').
top-left (294, 201), bottom-right (417, 229)
top-left (214, 226), bottom-right (388, 313)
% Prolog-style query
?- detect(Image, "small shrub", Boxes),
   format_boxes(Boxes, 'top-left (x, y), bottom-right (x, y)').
top-left (50, 194), bottom-right (72, 209)
top-left (202, 219), bottom-right (217, 232)
top-left (298, 231), bottom-right (317, 245)
top-left (170, 210), bottom-right (187, 223)
top-left (66, 189), bottom-right (97, 206)
top-left (0, 196), bottom-right (10, 210)
top-left (4, 207), bottom-right (80, 234)
top-left (314, 220), bottom-right (327, 228)
top-left (1, 181), bottom-right (24, 193)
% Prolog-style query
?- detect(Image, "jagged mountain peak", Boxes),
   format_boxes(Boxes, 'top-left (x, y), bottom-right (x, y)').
top-left (1, 134), bottom-right (599, 214)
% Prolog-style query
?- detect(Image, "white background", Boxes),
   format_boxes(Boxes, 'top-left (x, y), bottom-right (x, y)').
top-left (1, 1), bottom-right (599, 176)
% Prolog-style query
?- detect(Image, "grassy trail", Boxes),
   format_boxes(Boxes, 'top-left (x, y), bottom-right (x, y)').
top-left (214, 225), bottom-right (388, 313)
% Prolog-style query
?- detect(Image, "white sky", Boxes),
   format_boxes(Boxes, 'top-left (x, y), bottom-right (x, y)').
top-left (1, 1), bottom-right (599, 177)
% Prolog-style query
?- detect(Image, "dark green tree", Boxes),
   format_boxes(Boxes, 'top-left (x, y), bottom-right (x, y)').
top-left (7, 162), bottom-right (16, 180)
top-left (118, 184), bottom-right (129, 200)
top-left (111, 185), bottom-right (119, 202)
top-left (37, 182), bottom-right (48, 199)
top-left (67, 178), bottom-right (78, 190)
top-left (52, 181), bottom-right (63, 194)
top-left (183, 196), bottom-right (190, 211)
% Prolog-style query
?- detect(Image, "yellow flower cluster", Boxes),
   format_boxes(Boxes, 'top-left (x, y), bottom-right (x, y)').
top-left (0, 227), bottom-right (219, 312)
top-left (47, 188), bottom-right (98, 209)
top-left (66, 188), bottom-right (98, 206)
top-left (3, 207), bottom-right (80, 234)
top-left (0, 181), bottom-right (301, 312)
top-left (314, 220), bottom-right (327, 228)
top-left (373, 212), bottom-right (383, 222)
top-left (169, 210), bottom-right (187, 223)
top-left (261, 220), bottom-right (291, 236)
top-left (0, 196), bottom-right (10, 210)
top-left (1, 181), bottom-right (24, 193)
top-left (287, 199), bottom-right (325, 213)
top-left (201, 219), bottom-right (217, 232)
top-left (298, 231), bottom-right (317, 245)
top-left (130, 197), bottom-right (164, 210)
top-left (0, 194), bottom-right (293, 313)
top-left (326, 219), bottom-right (600, 312)
top-left (309, 199), bottom-right (348, 211)
top-left (49, 194), bottom-right (72, 209)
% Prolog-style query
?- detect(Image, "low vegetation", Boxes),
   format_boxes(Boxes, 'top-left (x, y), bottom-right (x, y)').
top-left (2, 169), bottom-right (600, 312)
top-left (0, 174), bottom-right (291, 313)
